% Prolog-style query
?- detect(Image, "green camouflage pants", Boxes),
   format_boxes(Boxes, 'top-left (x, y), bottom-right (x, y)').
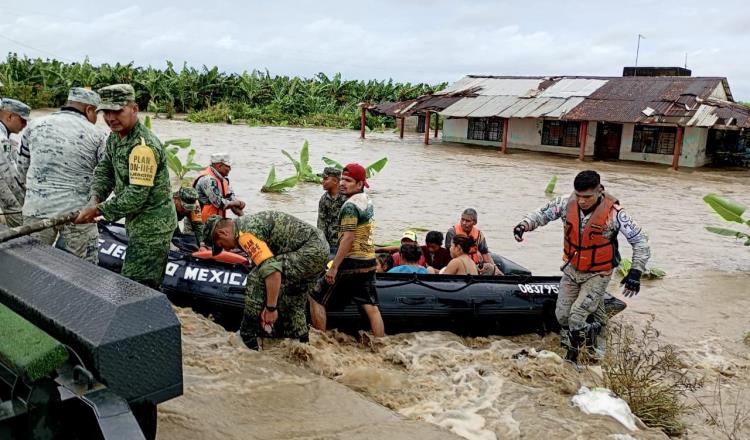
top-left (122, 229), bottom-right (172, 290)
top-left (240, 231), bottom-right (328, 347)
top-left (557, 265), bottom-right (611, 353)
top-left (24, 216), bottom-right (99, 264)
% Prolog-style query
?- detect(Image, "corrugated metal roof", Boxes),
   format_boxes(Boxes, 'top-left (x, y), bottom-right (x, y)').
top-left (436, 77), bottom-right (545, 97)
top-left (440, 96), bottom-right (495, 117)
top-left (469, 96), bottom-right (520, 117)
top-left (546, 96), bottom-right (585, 118)
top-left (538, 78), bottom-right (608, 98)
top-left (686, 100), bottom-right (750, 128)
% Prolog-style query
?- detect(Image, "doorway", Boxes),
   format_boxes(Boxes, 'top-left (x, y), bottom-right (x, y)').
top-left (594, 123), bottom-right (623, 160)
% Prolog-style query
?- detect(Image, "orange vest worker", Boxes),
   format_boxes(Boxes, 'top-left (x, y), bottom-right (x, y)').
top-left (563, 193), bottom-right (619, 272)
top-left (192, 167), bottom-right (231, 221)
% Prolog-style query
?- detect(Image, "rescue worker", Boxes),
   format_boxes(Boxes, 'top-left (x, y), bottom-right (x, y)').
top-left (19, 88), bottom-right (107, 263)
top-left (0, 98), bottom-right (30, 227)
top-left (75, 84), bottom-right (177, 290)
top-left (316, 166), bottom-right (347, 252)
top-left (513, 170), bottom-right (650, 362)
top-left (203, 211), bottom-right (329, 350)
top-left (445, 208), bottom-right (500, 275)
top-left (173, 187), bottom-right (205, 248)
top-left (309, 163), bottom-right (385, 337)
top-left (192, 153), bottom-right (245, 221)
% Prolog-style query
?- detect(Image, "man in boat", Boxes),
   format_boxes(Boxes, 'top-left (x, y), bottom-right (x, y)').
top-left (388, 230), bottom-right (423, 266)
top-left (173, 187), bottom-right (205, 248)
top-left (192, 153), bottom-right (246, 221)
top-left (422, 230), bottom-right (451, 270)
top-left (0, 98), bottom-right (30, 227)
top-left (316, 166), bottom-right (347, 253)
top-left (513, 170), bottom-right (650, 362)
top-left (445, 208), bottom-right (499, 275)
top-left (18, 88), bottom-right (107, 263)
top-left (309, 163), bottom-right (385, 337)
top-left (76, 84), bottom-right (177, 290)
top-left (204, 211), bottom-right (329, 349)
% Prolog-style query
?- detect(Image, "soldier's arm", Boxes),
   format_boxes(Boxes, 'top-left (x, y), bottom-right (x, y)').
top-left (201, 178), bottom-right (233, 209)
top-left (614, 208), bottom-right (651, 272)
top-left (90, 146), bottom-right (115, 203)
top-left (190, 208), bottom-right (205, 246)
top-left (520, 196), bottom-right (569, 231)
top-left (316, 195), bottom-right (326, 230)
top-left (16, 130), bottom-right (31, 182)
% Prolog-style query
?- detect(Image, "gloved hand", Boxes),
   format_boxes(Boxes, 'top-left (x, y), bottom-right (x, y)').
top-left (513, 224), bottom-right (526, 242)
top-left (620, 269), bottom-right (642, 297)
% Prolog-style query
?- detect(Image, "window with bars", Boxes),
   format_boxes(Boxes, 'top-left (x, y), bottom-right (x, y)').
top-left (541, 120), bottom-right (580, 147)
top-left (467, 118), bottom-right (503, 141)
top-left (631, 126), bottom-right (677, 154)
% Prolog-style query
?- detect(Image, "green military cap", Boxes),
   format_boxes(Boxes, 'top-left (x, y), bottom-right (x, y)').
top-left (97, 84), bottom-right (136, 111)
top-left (0, 98), bottom-right (31, 121)
top-left (174, 187), bottom-right (199, 211)
top-left (203, 215), bottom-right (224, 256)
top-left (317, 166), bottom-right (342, 179)
top-left (67, 87), bottom-right (101, 106)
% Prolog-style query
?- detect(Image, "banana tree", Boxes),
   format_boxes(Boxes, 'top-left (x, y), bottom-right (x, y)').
top-left (144, 116), bottom-right (203, 189)
top-left (321, 156), bottom-right (389, 178)
top-left (282, 140), bottom-right (321, 183)
top-left (545, 175), bottom-right (558, 195)
top-left (260, 166), bottom-right (298, 193)
top-left (703, 194), bottom-right (750, 246)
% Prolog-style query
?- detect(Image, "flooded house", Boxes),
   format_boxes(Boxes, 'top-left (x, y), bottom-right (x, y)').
top-left (370, 68), bottom-right (750, 169)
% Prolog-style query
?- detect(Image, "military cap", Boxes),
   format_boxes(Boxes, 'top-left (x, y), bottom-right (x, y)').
top-left (210, 153), bottom-right (232, 166)
top-left (67, 87), bottom-right (101, 106)
top-left (174, 187), bottom-right (199, 211)
top-left (97, 84), bottom-right (136, 111)
top-left (203, 215), bottom-right (225, 256)
top-left (0, 98), bottom-right (31, 121)
top-left (317, 166), bottom-right (342, 179)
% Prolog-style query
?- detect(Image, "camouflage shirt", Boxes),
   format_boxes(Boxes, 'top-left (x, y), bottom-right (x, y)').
top-left (317, 191), bottom-right (347, 246)
top-left (0, 122), bottom-right (25, 209)
top-left (194, 167), bottom-right (236, 209)
top-left (91, 120), bottom-right (177, 234)
top-left (19, 109), bottom-right (107, 217)
top-left (520, 193), bottom-right (651, 272)
top-left (177, 205), bottom-right (204, 245)
top-left (234, 211), bottom-right (320, 279)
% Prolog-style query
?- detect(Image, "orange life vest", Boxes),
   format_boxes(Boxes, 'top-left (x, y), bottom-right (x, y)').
top-left (192, 167), bottom-right (231, 222)
top-left (563, 193), bottom-right (620, 272)
top-left (453, 224), bottom-right (481, 264)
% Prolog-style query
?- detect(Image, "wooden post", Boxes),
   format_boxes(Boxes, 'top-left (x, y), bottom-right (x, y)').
top-left (501, 118), bottom-right (510, 154)
top-left (433, 114), bottom-right (439, 138)
top-left (359, 105), bottom-right (366, 139)
top-left (672, 126), bottom-right (684, 170)
top-left (399, 117), bottom-right (405, 139)
top-left (578, 121), bottom-right (589, 161)
top-left (424, 111), bottom-right (431, 145)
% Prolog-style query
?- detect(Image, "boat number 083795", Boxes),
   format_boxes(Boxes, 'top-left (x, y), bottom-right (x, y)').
top-left (517, 284), bottom-right (559, 295)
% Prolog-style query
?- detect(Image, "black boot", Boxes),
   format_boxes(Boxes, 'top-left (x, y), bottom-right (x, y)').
top-left (566, 328), bottom-right (586, 363)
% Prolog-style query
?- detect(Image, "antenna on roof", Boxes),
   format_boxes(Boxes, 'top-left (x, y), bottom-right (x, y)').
top-left (634, 34), bottom-right (646, 75)
top-left (684, 52), bottom-right (688, 69)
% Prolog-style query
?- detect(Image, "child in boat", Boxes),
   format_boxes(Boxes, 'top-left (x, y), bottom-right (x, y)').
top-left (387, 243), bottom-right (428, 274)
top-left (429, 234), bottom-right (479, 275)
top-left (375, 252), bottom-right (394, 273)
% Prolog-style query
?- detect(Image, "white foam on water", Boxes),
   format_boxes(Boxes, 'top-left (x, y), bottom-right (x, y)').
top-left (572, 387), bottom-right (638, 431)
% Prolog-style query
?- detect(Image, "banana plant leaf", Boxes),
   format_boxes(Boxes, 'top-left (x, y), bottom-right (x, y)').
top-left (365, 157), bottom-right (388, 178)
top-left (281, 150), bottom-right (301, 173)
top-left (261, 166), bottom-right (298, 192)
top-left (545, 175), bottom-right (558, 194)
top-left (321, 156), bottom-right (344, 169)
top-left (144, 115), bottom-right (152, 129)
top-left (375, 239), bottom-right (401, 248)
top-left (618, 258), bottom-right (666, 279)
top-left (703, 194), bottom-right (746, 224)
top-left (165, 153), bottom-right (184, 176)
top-left (164, 138), bottom-right (192, 149)
top-left (705, 226), bottom-right (749, 239)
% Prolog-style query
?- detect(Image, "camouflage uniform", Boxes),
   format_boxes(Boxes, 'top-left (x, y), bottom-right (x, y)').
top-left (317, 191), bottom-right (347, 249)
top-left (174, 187), bottom-right (204, 245)
top-left (19, 88), bottom-right (107, 263)
top-left (520, 193), bottom-right (650, 355)
top-left (0, 98), bottom-right (30, 227)
top-left (217, 211), bottom-right (328, 347)
top-left (91, 84), bottom-right (177, 289)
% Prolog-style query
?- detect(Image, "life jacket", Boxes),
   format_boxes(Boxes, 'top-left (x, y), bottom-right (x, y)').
top-left (453, 224), bottom-right (481, 264)
top-left (563, 193), bottom-right (620, 272)
top-left (192, 167), bottom-right (231, 222)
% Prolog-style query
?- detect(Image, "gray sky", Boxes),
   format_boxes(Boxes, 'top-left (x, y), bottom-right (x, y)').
top-left (2, 1), bottom-right (749, 100)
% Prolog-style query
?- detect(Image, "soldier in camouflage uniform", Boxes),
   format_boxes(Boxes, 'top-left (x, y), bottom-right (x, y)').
top-left (316, 166), bottom-right (347, 252)
top-left (75, 84), bottom-right (177, 289)
top-left (513, 170), bottom-right (650, 362)
top-left (18, 88), bottom-right (107, 263)
top-left (0, 98), bottom-right (30, 227)
top-left (173, 187), bottom-right (205, 247)
top-left (203, 211), bottom-right (328, 350)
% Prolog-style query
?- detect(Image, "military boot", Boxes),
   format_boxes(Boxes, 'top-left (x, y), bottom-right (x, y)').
top-left (566, 328), bottom-right (587, 363)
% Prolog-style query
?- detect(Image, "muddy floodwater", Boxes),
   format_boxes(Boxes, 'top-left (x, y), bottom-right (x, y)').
top-left (147, 117), bottom-right (750, 439)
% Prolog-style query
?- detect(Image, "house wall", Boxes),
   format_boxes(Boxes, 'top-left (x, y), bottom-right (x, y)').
top-left (617, 123), bottom-right (709, 167)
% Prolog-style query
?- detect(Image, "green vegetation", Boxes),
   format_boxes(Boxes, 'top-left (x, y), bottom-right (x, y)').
top-left (0, 54), bottom-right (444, 128)
top-left (617, 258), bottom-right (666, 279)
top-left (544, 175), bottom-right (558, 195)
top-left (282, 140), bottom-right (320, 183)
top-left (260, 166), bottom-right (298, 193)
top-left (703, 194), bottom-right (750, 246)
top-left (321, 156), bottom-right (389, 178)
top-left (144, 115), bottom-right (205, 189)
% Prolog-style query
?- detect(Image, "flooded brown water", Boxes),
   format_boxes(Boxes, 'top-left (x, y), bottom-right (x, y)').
top-left (147, 118), bottom-right (750, 439)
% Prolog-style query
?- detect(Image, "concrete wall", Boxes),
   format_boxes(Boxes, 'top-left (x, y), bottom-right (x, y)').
top-left (443, 118), bottom-right (502, 148)
top-left (617, 123), bottom-right (709, 167)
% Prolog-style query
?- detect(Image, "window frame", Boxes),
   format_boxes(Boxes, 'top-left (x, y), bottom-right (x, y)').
top-left (631, 125), bottom-right (677, 155)
top-left (541, 120), bottom-right (580, 148)
top-left (467, 117), bottom-right (504, 142)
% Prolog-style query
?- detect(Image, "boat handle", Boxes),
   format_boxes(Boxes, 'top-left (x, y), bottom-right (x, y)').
top-left (397, 296), bottom-right (432, 305)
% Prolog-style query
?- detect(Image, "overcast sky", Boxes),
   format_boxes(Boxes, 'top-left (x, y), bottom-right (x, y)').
top-left (2, 1), bottom-right (749, 100)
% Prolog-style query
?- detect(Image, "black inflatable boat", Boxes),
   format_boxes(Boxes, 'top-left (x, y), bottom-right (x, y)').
top-left (96, 222), bottom-right (625, 335)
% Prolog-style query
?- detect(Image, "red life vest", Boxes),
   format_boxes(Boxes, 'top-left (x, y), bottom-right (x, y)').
top-left (563, 193), bottom-right (619, 272)
top-left (453, 224), bottom-right (481, 264)
top-left (192, 167), bottom-right (231, 222)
